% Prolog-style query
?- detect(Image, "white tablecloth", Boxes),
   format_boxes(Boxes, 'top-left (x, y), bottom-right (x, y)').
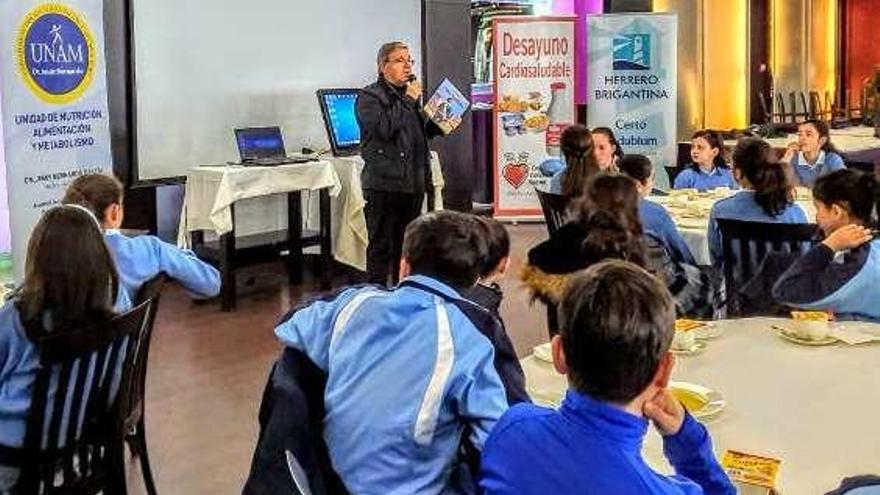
top-left (647, 192), bottom-right (817, 266)
top-left (178, 154), bottom-right (445, 271)
top-left (723, 126), bottom-right (880, 153)
top-left (521, 317), bottom-right (880, 494)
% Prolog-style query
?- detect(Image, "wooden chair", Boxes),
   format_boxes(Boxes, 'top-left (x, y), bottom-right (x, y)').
top-left (124, 274), bottom-right (167, 495)
top-left (775, 92), bottom-right (789, 122)
top-left (14, 301), bottom-right (152, 494)
top-left (717, 219), bottom-right (818, 316)
top-left (665, 166), bottom-right (683, 187)
top-left (535, 189), bottom-right (570, 236)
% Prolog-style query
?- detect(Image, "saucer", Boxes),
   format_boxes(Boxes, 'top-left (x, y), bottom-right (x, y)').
top-left (533, 342), bottom-right (553, 362)
top-left (670, 341), bottom-right (706, 356)
top-left (772, 325), bottom-right (838, 346)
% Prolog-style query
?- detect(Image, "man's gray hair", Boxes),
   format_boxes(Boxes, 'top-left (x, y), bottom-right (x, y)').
top-left (376, 41), bottom-right (409, 72)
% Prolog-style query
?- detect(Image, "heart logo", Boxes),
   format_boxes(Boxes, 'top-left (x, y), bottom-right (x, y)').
top-left (503, 162), bottom-right (529, 189)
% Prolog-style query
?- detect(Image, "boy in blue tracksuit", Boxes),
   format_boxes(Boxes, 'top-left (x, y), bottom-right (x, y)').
top-left (480, 260), bottom-right (734, 495)
top-left (63, 174), bottom-right (220, 301)
top-left (275, 211), bottom-right (509, 495)
top-left (618, 154), bottom-right (697, 265)
top-left (773, 169), bottom-right (880, 321)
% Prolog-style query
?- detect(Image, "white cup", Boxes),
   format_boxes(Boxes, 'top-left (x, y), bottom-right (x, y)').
top-left (672, 330), bottom-right (696, 351)
top-left (794, 320), bottom-right (830, 341)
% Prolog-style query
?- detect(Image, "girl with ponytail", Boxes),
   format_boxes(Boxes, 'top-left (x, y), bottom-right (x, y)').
top-left (525, 174), bottom-right (720, 319)
top-left (549, 125), bottom-right (601, 197)
top-left (772, 169), bottom-right (880, 321)
top-left (707, 138), bottom-right (809, 264)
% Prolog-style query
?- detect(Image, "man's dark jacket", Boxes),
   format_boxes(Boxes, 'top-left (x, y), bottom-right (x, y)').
top-left (356, 76), bottom-right (443, 194)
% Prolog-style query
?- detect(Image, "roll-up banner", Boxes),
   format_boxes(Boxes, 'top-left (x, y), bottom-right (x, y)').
top-left (0, 1), bottom-right (113, 279)
top-left (493, 16), bottom-right (577, 218)
top-left (586, 13), bottom-right (677, 188)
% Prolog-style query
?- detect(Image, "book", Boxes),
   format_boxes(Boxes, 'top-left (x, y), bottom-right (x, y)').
top-left (424, 78), bottom-right (470, 135)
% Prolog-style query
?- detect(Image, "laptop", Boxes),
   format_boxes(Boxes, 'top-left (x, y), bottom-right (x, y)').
top-left (234, 127), bottom-right (315, 166)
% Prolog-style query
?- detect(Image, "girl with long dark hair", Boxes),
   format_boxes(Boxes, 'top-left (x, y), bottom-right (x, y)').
top-left (781, 119), bottom-right (846, 187)
top-left (673, 130), bottom-right (738, 191)
top-left (707, 138), bottom-right (809, 264)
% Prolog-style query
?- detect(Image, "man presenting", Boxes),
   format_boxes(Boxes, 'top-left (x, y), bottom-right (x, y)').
top-left (356, 41), bottom-right (444, 285)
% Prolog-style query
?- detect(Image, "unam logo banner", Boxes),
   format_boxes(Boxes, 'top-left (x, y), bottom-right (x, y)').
top-left (15, 3), bottom-right (96, 105)
top-left (612, 34), bottom-right (650, 71)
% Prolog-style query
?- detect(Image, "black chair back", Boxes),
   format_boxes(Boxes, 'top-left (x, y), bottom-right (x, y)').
top-left (717, 219), bottom-right (817, 316)
top-left (128, 274), bottom-right (167, 432)
top-left (535, 189), bottom-right (570, 236)
top-left (664, 166), bottom-right (683, 186)
top-left (17, 301), bottom-right (151, 494)
top-left (123, 275), bottom-right (167, 495)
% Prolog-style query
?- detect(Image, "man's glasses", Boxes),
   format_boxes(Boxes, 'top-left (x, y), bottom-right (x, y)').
top-left (388, 57), bottom-right (415, 66)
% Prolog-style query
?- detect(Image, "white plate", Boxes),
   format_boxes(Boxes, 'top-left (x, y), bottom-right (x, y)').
top-left (669, 381), bottom-right (725, 420)
top-left (670, 341), bottom-right (706, 356)
top-left (772, 324), bottom-right (838, 346)
top-left (675, 217), bottom-right (709, 230)
top-left (533, 342), bottom-right (553, 363)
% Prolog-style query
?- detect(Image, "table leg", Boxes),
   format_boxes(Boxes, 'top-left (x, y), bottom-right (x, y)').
top-left (220, 204), bottom-right (237, 312)
top-left (287, 192), bottom-right (304, 284)
top-left (319, 188), bottom-right (332, 289)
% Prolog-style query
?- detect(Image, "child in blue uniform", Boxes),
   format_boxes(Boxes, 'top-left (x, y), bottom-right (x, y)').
top-left (549, 125), bottom-right (600, 196)
top-left (708, 138), bottom-right (809, 265)
top-left (674, 130), bottom-right (738, 191)
top-left (275, 211), bottom-right (509, 495)
top-left (0, 207), bottom-right (130, 489)
top-left (63, 174), bottom-right (220, 302)
top-left (781, 119), bottom-right (846, 187)
top-left (481, 260), bottom-right (734, 495)
top-left (619, 154), bottom-right (697, 265)
top-left (772, 169), bottom-right (880, 321)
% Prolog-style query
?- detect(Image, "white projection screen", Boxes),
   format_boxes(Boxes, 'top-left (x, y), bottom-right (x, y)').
top-left (133, 0), bottom-right (422, 181)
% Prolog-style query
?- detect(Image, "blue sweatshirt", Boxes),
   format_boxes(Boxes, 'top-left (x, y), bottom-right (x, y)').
top-left (772, 240), bottom-right (880, 322)
top-left (790, 151), bottom-right (846, 188)
top-left (707, 191), bottom-right (809, 265)
top-left (673, 166), bottom-right (738, 192)
top-left (640, 199), bottom-right (697, 265)
top-left (104, 230), bottom-right (220, 301)
top-left (275, 275), bottom-right (508, 495)
top-left (480, 390), bottom-right (735, 495)
top-left (0, 292), bottom-right (130, 449)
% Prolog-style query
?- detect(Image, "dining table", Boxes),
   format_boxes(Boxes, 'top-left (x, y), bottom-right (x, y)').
top-left (520, 317), bottom-right (880, 494)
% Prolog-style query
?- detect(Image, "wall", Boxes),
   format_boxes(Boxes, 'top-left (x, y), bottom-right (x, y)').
top-left (770, 0), bottom-right (837, 102)
top-left (843, 0), bottom-right (880, 108)
top-left (653, 0), bottom-right (748, 137)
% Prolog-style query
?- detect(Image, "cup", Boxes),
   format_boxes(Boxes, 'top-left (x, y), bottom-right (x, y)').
top-left (672, 329), bottom-right (696, 351)
top-left (793, 320), bottom-right (830, 341)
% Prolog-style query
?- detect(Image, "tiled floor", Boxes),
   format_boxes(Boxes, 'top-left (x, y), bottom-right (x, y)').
top-left (126, 223), bottom-right (549, 494)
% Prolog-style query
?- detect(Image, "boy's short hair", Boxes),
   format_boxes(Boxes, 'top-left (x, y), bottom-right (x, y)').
top-left (62, 173), bottom-right (124, 220)
top-left (402, 211), bottom-right (488, 290)
top-left (558, 260), bottom-right (675, 403)
top-left (477, 217), bottom-right (510, 278)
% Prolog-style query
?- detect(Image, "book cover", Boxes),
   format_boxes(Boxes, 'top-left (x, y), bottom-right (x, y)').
top-left (424, 78), bottom-right (469, 135)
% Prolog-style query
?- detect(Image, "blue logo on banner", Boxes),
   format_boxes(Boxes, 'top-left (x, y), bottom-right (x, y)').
top-left (17, 4), bottom-right (96, 104)
top-left (613, 34), bottom-right (650, 71)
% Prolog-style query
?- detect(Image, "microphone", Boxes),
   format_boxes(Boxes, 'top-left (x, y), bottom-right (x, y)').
top-left (406, 74), bottom-right (417, 83)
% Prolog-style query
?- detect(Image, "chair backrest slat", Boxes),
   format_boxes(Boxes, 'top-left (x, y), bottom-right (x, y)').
top-left (535, 189), bottom-right (570, 236)
top-left (718, 219), bottom-right (818, 316)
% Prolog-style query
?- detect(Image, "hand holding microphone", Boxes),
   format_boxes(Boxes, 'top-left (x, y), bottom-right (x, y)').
top-left (404, 74), bottom-right (423, 102)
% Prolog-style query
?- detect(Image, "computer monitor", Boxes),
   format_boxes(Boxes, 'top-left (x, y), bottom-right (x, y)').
top-left (317, 88), bottom-right (360, 156)
top-left (235, 127), bottom-right (286, 161)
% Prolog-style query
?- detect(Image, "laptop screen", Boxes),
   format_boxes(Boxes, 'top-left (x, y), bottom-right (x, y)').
top-left (235, 127), bottom-right (286, 160)
top-left (317, 89), bottom-right (360, 156)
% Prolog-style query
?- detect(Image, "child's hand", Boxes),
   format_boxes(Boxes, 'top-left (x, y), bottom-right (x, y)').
top-left (822, 224), bottom-right (873, 252)
top-left (781, 141), bottom-right (799, 163)
top-left (643, 388), bottom-right (686, 436)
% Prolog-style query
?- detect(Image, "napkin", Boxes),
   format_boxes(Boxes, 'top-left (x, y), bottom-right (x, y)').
top-left (830, 322), bottom-right (880, 345)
